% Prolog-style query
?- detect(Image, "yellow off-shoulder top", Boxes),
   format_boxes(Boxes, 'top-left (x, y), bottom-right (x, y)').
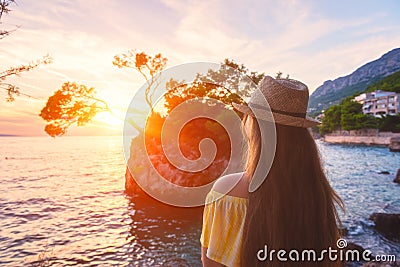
top-left (200, 189), bottom-right (248, 267)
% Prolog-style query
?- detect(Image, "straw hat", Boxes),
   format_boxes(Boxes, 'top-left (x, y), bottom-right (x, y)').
top-left (232, 75), bottom-right (320, 128)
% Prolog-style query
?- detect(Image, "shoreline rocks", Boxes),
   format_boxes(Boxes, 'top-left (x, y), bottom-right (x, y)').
top-left (323, 135), bottom-right (390, 146)
top-left (369, 213), bottom-right (400, 240)
top-left (323, 131), bottom-right (400, 150)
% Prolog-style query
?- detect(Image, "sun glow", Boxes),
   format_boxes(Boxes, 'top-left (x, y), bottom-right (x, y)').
top-left (95, 110), bottom-right (125, 127)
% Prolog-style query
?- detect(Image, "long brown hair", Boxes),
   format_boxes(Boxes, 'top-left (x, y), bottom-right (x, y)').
top-left (241, 115), bottom-right (344, 267)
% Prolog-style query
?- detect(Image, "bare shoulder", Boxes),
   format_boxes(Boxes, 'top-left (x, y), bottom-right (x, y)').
top-left (212, 172), bottom-right (249, 198)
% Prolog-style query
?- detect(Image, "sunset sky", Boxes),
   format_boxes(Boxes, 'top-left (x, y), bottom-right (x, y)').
top-left (1, 0), bottom-right (400, 136)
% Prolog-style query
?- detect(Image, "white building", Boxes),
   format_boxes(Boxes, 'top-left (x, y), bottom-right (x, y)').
top-left (354, 90), bottom-right (400, 117)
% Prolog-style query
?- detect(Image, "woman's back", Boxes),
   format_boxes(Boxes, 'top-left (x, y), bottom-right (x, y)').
top-left (241, 124), bottom-right (342, 267)
top-left (201, 76), bottom-right (343, 267)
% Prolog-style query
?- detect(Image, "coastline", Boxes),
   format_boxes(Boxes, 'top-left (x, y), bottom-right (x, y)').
top-left (322, 130), bottom-right (400, 147)
top-left (323, 135), bottom-right (392, 146)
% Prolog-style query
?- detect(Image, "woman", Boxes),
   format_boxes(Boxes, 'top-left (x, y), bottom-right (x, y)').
top-left (200, 76), bottom-right (344, 267)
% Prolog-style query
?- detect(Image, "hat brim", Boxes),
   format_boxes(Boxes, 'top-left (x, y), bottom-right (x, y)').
top-left (232, 103), bottom-right (320, 128)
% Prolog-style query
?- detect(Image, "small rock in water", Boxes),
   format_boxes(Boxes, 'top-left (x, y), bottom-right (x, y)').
top-left (378, 171), bottom-right (390, 175)
top-left (394, 169), bottom-right (400, 184)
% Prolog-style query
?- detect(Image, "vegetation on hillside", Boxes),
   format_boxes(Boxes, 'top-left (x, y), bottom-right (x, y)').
top-left (319, 97), bottom-right (400, 135)
top-left (365, 70), bottom-right (400, 93)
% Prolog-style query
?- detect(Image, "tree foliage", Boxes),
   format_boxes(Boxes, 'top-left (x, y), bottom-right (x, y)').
top-left (0, 0), bottom-right (17, 39)
top-left (113, 50), bottom-right (167, 113)
top-left (39, 51), bottom-right (169, 137)
top-left (320, 105), bottom-right (341, 134)
top-left (340, 99), bottom-right (362, 130)
top-left (1, 55), bottom-right (52, 101)
top-left (318, 97), bottom-right (400, 134)
top-left (378, 114), bottom-right (400, 132)
top-left (39, 82), bottom-right (110, 137)
top-left (163, 58), bottom-right (263, 114)
top-left (0, 0), bottom-right (52, 102)
top-left (222, 58), bottom-right (265, 85)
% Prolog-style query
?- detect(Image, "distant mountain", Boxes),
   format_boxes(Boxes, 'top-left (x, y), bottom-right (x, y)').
top-left (308, 48), bottom-right (400, 114)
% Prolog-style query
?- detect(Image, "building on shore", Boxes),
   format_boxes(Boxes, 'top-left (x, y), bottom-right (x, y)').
top-left (354, 90), bottom-right (400, 117)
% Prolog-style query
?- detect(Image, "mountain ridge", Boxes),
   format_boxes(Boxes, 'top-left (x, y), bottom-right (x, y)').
top-left (308, 48), bottom-right (400, 113)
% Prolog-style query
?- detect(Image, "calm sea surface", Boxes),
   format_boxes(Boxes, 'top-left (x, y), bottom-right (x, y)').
top-left (0, 136), bottom-right (399, 266)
